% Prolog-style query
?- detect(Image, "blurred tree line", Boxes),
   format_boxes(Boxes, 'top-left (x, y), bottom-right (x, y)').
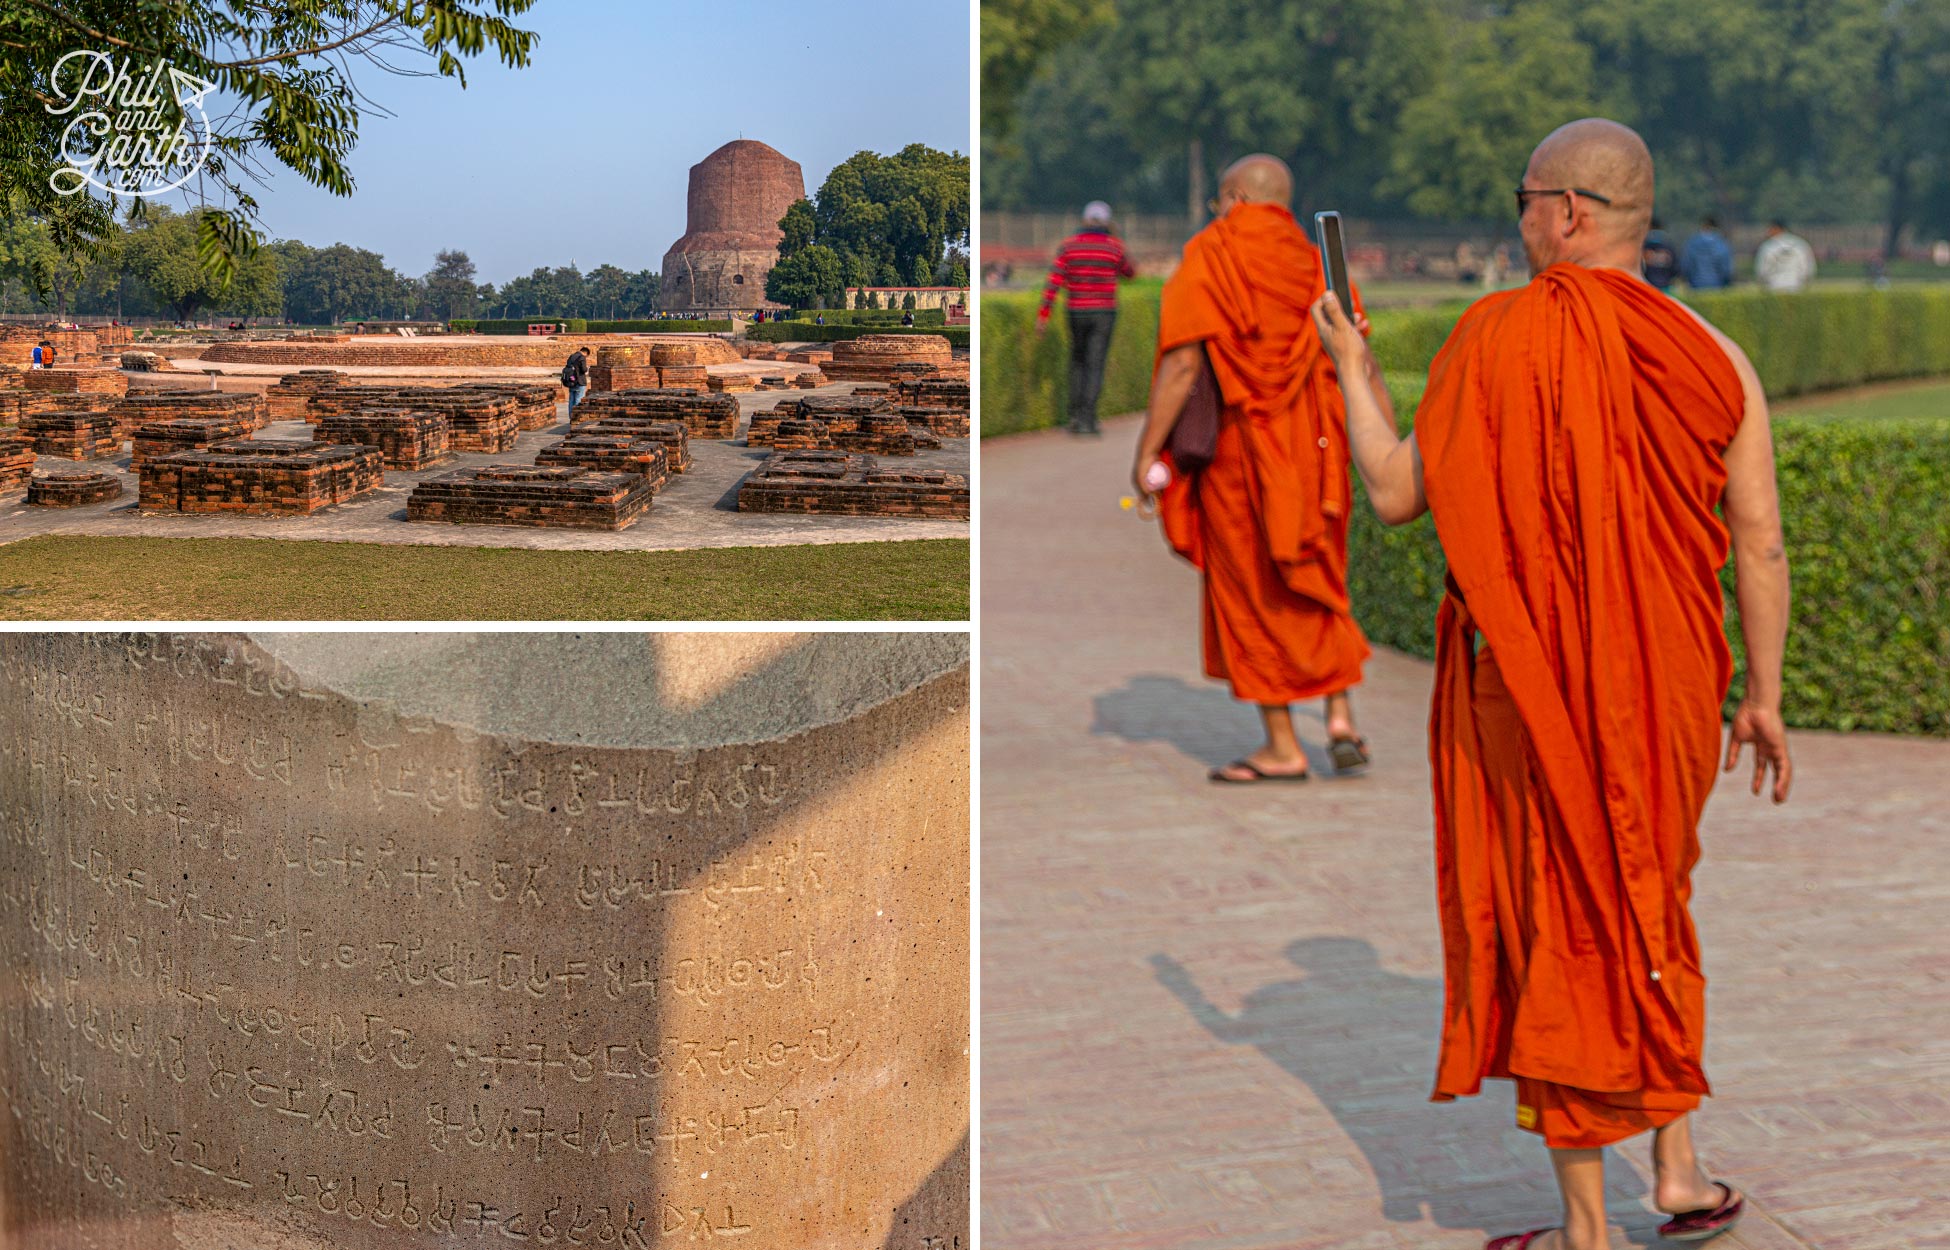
top-left (983, 0), bottom-right (1950, 250)
top-left (0, 207), bottom-right (661, 324)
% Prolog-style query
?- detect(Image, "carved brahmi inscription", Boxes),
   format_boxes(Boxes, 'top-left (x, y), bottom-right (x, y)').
top-left (0, 634), bottom-right (970, 1250)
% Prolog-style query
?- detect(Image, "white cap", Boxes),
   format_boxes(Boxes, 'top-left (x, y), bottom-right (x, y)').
top-left (1082, 201), bottom-right (1112, 225)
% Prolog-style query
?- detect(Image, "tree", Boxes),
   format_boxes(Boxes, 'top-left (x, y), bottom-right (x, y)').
top-left (766, 244), bottom-right (845, 310)
top-left (982, 0), bottom-right (1116, 141)
top-left (1386, 7), bottom-right (1598, 221)
top-left (425, 250), bottom-right (481, 322)
top-left (275, 240), bottom-right (402, 324)
top-left (778, 200), bottom-right (817, 257)
top-left (122, 208), bottom-right (227, 321)
top-left (586, 264), bottom-right (629, 319)
top-left (798, 146), bottom-right (970, 296)
top-left (0, 1), bottom-right (539, 288)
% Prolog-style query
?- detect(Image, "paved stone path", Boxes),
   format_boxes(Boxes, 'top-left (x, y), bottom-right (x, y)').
top-left (982, 415), bottom-right (1950, 1250)
top-left (0, 386), bottom-right (968, 551)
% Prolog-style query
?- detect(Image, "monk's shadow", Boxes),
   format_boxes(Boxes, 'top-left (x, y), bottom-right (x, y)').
top-left (1150, 937), bottom-right (1653, 1236)
top-left (1091, 674), bottom-right (1332, 772)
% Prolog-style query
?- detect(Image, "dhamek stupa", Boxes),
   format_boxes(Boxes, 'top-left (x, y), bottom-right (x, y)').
top-left (658, 139), bottom-right (806, 314)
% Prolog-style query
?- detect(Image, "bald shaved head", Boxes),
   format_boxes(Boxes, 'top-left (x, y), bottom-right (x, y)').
top-left (1519, 118), bottom-right (1656, 274)
top-left (1218, 154), bottom-right (1293, 209)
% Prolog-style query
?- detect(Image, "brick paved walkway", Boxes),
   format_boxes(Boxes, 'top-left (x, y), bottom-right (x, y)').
top-left (982, 416), bottom-right (1950, 1250)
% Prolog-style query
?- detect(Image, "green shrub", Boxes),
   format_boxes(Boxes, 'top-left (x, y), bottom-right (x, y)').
top-left (454, 317), bottom-right (730, 334)
top-left (980, 283), bottom-right (1161, 437)
top-left (746, 322), bottom-right (967, 347)
top-left (790, 308), bottom-right (947, 326)
top-left (1348, 405), bottom-right (1950, 736)
top-left (583, 318), bottom-right (732, 333)
top-left (984, 283), bottom-right (1950, 434)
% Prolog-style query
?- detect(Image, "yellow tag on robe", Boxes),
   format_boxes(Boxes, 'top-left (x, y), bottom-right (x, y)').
top-left (1516, 1104), bottom-right (1539, 1129)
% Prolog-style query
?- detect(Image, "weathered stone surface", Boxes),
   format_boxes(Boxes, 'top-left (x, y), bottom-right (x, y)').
top-left (738, 450), bottom-right (970, 518)
top-left (406, 465), bottom-right (653, 530)
top-left (534, 434), bottom-right (673, 492)
top-left (658, 140), bottom-right (806, 313)
top-left (316, 409), bottom-right (454, 471)
top-left (0, 632), bottom-right (970, 1250)
top-left (895, 378), bottom-right (969, 412)
top-left (140, 440), bottom-right (384, 515)
top-left (25, 466), bottom-right (123, 507)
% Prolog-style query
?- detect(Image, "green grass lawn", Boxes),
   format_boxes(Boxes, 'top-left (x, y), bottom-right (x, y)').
top-left (1774, 378), bottom-right (1950, 423)
top-left (0, 536), bottom-right (969, 622)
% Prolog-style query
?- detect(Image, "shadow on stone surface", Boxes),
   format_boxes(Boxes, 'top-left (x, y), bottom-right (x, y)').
top-left (1090, 674), bottom-right (1331, 772)
top-left (1149, 937), bottom-right (1653, 1239)
top-left (879, 1130), bottom-right (969, 1250)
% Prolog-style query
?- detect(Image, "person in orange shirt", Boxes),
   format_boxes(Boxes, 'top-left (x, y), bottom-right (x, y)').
top-left (1310, 119), bottom-right (1794, 1250)
top-left (1132, 154), bottom-right (1373, 782)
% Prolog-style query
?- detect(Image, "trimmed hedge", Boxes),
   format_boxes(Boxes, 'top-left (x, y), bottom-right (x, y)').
top-left (1348, 403), bottom-right (1950, 736)
top-left (450, 317), bottom-right (732, 334)
top-left (787, 308), bottom-right (948, 326)
top-left (983, 284), bottom-right (1950, 434)
top-left (746, 321), bottom-right (968, 348)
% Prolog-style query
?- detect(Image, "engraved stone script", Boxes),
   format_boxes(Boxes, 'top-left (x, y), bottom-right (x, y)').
top-left (0, 634), bottom-right (970, 1250)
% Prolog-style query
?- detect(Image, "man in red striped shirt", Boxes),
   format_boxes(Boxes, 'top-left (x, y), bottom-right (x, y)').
top-left (1038, 200), bottom-right (1137, 435)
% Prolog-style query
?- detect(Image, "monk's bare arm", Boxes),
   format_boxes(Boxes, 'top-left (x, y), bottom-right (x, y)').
top-left (1703, 320), bottom-right (1794, 803)
top-left (1309, 292), bottom-right (1427, 525)
top-left (1132, 342), bottom-right (1203, 502)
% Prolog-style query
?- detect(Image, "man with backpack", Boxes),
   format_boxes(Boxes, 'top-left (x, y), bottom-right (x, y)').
top-left (561, 345), bottom-right (591, 415)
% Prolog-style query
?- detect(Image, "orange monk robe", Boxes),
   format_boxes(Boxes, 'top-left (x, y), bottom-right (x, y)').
top-left (1156, 203), bottom-right (1371, 704)
top-left (1413, 264), bottom-right (1747, 1149)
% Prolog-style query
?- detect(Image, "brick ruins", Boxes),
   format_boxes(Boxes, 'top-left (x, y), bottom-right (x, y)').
top-left (20, 413), bottom-right (120, 460)
top-left (0, 433), bottom-right (33, 492)
top-left (316, 409), bottom-right (454, 470)
top-left (659, 140), bottom-right (806, 313)
top-left (308, 387), bottom-right (521, 452)
top-left (897, 377), bottom-right (970, 411)
top-left (535, 433), bottom-right (673, 492)
top-left (116, 392), bottom-right (270, 436)
top-left (571, 389), bottom-right (739, 440)
top-left (22, 368), bottom-right (127, 396)
top-left (568, 418), bottom-right (692, 472)
top-left (26, 468), bottom-right (122, 508)
top-left (764, 413), bottom-right (930, 456)
top-left (130, 417), bottom-right (255, 469)
top-left (406, 465), bottom-right (653, 530)
top-left (822, 335), bottom-right (956, 383)
top-left (264, 370), bottom-right (349, 420)
top-left (140, 441), bottom-right (383, 515)
top-left (738, 450), bottom-right (969, 519)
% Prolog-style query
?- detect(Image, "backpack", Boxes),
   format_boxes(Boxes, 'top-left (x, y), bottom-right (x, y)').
top-left (560, 352), bottom-right (582, 386)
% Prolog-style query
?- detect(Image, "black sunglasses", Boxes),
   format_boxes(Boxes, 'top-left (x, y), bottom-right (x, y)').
top-left (1515, 186), bottom-right (1614, 217)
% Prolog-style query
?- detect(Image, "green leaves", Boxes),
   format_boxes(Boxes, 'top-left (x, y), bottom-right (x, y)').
top-left (0, 0), bottom-right (539, 282)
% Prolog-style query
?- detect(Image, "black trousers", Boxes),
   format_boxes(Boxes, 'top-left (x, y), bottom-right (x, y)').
top-left (1066, 308), bottom-right (1117, 432)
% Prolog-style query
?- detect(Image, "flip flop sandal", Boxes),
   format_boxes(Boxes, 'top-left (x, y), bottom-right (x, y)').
top-left (1208, 759), bottom-right (1311, 784)
top-left (1328, 735), bottom-right (1371, 773)
top-left (1485, 1229), bottom-right (1558, 1250)
top-left (1658, 1182), bottom-right (1744, 1242)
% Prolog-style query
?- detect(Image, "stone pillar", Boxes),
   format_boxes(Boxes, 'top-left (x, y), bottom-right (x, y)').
top-left (0, 633), bottom-right (969, 1250)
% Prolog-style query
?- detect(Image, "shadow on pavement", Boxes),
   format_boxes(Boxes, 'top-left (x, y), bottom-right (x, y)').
top-left (1091, 673), bottom-right (1331, 771)
top-left (1149, 937), bottom-right (1656, 1240)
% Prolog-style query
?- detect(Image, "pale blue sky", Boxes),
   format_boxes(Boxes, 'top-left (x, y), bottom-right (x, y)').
top-left (228, 1), bottom-right (970, 286)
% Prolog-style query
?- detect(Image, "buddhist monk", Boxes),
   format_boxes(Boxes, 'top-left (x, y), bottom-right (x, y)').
top-left (1132, 154), bottom-right (1373, 783)
top-left (1309, 119), bottom-right (1793, 1250)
